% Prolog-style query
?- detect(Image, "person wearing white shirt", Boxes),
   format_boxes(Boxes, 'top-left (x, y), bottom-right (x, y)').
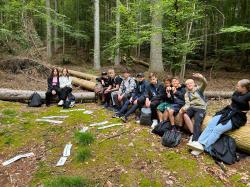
top-left (58, 68), bottom-right (73, 106)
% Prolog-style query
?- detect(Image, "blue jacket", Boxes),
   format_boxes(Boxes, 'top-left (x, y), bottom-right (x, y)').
top-left (146, 81), bottom-right (165, 101)
top-left (132, 80), bottom-right (149, 100)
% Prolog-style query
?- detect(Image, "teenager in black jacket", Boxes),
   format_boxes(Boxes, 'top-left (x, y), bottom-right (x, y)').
top-left (45, 68), bottom-right (61, 106)
top-left (145, 74), bottom-right (165, 127)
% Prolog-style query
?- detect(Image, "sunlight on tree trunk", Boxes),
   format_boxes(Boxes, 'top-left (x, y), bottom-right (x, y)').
top-left (94, 0), bottom-right (101, 70)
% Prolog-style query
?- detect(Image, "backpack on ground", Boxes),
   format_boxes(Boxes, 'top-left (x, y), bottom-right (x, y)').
top-left (140, 107), bottom-right (152, 126)
top-left (152, 121), bottom-right (171, 137)
top-left (162, 128), bottom-right (182, 148)
top-left (28, 92), bottom-right (42, 107)
top-left (210, 135), bottom-right (238, 165)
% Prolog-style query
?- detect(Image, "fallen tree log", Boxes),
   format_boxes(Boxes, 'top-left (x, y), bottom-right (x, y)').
top-left (71, 77), bottom-right (96, 91)
top-left (0, 89), bottom-right (96, 103)
top-left (130, 56), bottom-right (149, 67)
top-left (204, 91), bottom-right (233, 99)
top-left (202, 116), bottom-right (250, 154)
top-left (58, 68), bottom-right (97, 82)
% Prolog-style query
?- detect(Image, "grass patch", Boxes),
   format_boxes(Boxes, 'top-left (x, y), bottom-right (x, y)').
top-left (74, 132), bottom-right (95, 146)
top-left (44, 176), bottom-right (92, 187)
top-left (2, 109), bottom-right (17, 116)
top-left (75, 147), bottom-right (91, 162)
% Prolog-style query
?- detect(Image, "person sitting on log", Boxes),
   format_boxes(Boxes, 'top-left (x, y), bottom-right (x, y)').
top-left (188, 79), bottom-right (250, 156)
top-left (112, 68), bottom-right (136, 111)
top-left (156, 77), bottom-right (174, 123)
top-left (95, 71), bottom-right (110, 105)
top-left (58, 68), bottom-right (74, 107)
top-left (145, 73), bottom-right (165, 128)
top-left (103, 69), bottom-right (123, 108)
top-left (45, 67), bottom-right (61, 106)
top-left (178, 73), bottom-right (208, 155)
top-left (113, 73), bottom-right (149, 123)
top-left (157, 77), bottom-right (186, 129)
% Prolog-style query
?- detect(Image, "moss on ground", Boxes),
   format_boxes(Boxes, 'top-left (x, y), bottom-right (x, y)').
top-left (0, 101), bottom-right (249, 187)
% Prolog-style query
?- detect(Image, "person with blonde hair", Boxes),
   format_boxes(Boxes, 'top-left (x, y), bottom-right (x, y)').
top-left (188, 79), bottom-right (250, 156)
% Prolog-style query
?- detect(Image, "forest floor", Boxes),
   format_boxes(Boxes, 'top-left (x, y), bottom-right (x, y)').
top-left (0, 100), bottom-right (249, 187)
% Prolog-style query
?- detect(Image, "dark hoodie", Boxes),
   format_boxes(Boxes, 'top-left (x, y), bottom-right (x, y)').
top-left (172, 84), bottom-right (186, 106)
top-left (132, 79), bottom-right (149, 99)
top-left (146, 81), bottom-right (165, 101)
top-left (47, 76), bottom-right (60, 92)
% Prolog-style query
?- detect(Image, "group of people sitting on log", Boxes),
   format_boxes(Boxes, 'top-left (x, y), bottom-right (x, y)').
top-left (45, 67), bottom-right (75, 108)
top-left (95, 68), bottom-right (250, 158)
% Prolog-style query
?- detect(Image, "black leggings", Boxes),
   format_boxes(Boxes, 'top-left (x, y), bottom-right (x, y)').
top-left (45, 86), bottom-right (61, 105)
top-left (60, 87), bottom-right (72, 100)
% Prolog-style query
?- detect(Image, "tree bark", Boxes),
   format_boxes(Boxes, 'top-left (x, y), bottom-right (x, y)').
top-left (46, 0), bottom-right (52, 59)
top-left (58, 68), bottom-right (97, 82)
top-left (0, 89), bottom-right (95, 103)
top-left (114, 0), bottom-right (121, 66)
top-left (54, 0), bottom-right (58, 52)
top-left (94, 0), bottom-right (101, 70)
top-left (150, 0), bottom-right (164, 72)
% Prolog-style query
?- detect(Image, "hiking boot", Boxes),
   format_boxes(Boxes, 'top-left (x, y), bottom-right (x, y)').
top-left (121, 116), bottom-right (128, 123)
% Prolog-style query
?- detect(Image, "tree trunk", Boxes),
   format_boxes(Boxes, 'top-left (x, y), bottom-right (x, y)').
top-left (54, 0), bottom-right (58, 52)
top-left (46, 0), bottom-right (52, 59)
top-left (114, 0), bottom-right (121, 66)
top-left (0, 89), bottom-right (95, 103)
top-left (203, 2), bottom-right (208, 71)
top-left (94, 0), bottom-right (101, 70)
top-left (150, 0), bottom-right (164, 72)
top-left (71, 77), bottom-right (96, 91)
top-left (58, 68), bottom-right (97, 82)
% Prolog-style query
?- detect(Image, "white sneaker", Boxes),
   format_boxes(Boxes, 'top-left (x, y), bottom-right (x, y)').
top-left (58, 100), bottom-right (64, 106)
top-left (187, 141), bottom-right (204, 152)
top-left (69, 101), bottom-right (75, 108)
top-left (191, 150), bottom-right (202, 156)
top-left (151, 119), bottom-right (158, 129)
top-left (136, 120), bottom-right (140, 124)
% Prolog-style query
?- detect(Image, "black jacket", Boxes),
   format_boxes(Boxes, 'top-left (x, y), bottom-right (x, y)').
top-left (146, 81), bottom-right (165, 101)
top-left (132, 80), bottom-right (149, 99)
top-left (161, 88), bottom-right (174, 103)
top-left (173, 84), bottom-right (186, 106)
top-left (215, 105), bottom-right (247, 130)
top-left (47, 77), bottom-right (60, 92)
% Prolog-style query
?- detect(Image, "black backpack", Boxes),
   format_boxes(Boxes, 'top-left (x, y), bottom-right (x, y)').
top-left (210, 135), bottom-right (238, 165)
top-left (162, 128), bottom-right (182, 148)
top-left (152, 121), bottom-right (171, 137)
top-left (28, 92), bottom-right (42, 107)
top-left (63, 93), bottom-right (75, 109)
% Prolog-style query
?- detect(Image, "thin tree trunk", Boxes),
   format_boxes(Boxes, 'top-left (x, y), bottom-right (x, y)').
top-left (94, 0), bottom-right (101, 70)
top-left (203, 1), bottom-right (208, 71)
top-left (46, 0), bottom-right (52, 59)
top-left (149, 0), bottom-right (164, 72)
top-left (114, 0), bottom-right (121, 66)
top-left (76, 0), bottom-right (80, 54)
top-left (54, 0), bottom-right (58, 52)
top-left (62, 0), bottom-right (65, 55)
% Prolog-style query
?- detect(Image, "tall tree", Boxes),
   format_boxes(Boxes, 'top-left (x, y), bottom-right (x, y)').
top-left (94, 0), bottom-right (101, 70)
top-left (150, 0), bottom-right (164, 72)
top-left (54, 0), bottom-right (58, 52)
top-left (114, 0), bottom-right (121, 66)
top-left (46, 0), bottom-right (52, 58)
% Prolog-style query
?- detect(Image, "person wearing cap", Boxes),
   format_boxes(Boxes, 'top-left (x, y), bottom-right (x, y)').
top-left (112, 68), bottom-right (136, 111)
top-left (95, 71), bottom-right (110, 104)
top-left (113, 73), bottom-right (149, 122)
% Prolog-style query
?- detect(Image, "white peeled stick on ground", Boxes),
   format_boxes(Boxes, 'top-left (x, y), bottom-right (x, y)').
top-left (97, 123), bottom-right (123, 130)
top-left (83, 110), bottom-right (93, 114)
top-left (80, 127), bottom-right (89, 133)
top-left (89, 121), bottom-right (109, 127)
top-left (60, 108), bottom-right (86, 113)
top-left (56, 143), bottom-right (72, 167)
top-left (42, 116), bottom-right (69, 119)
top-left (2, 152), bottom-right (35, 166)
top-left (35, 119), bottom-right (63, 124)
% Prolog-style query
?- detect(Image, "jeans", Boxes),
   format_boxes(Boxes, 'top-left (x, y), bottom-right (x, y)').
top-left (198, 115), bottom-right (233, 153)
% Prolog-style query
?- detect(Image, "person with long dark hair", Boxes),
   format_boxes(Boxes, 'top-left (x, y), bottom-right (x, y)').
top-left (45, 68), bottom-right (60, 106)
top-left (58, 68), bottom-right (73, 106)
